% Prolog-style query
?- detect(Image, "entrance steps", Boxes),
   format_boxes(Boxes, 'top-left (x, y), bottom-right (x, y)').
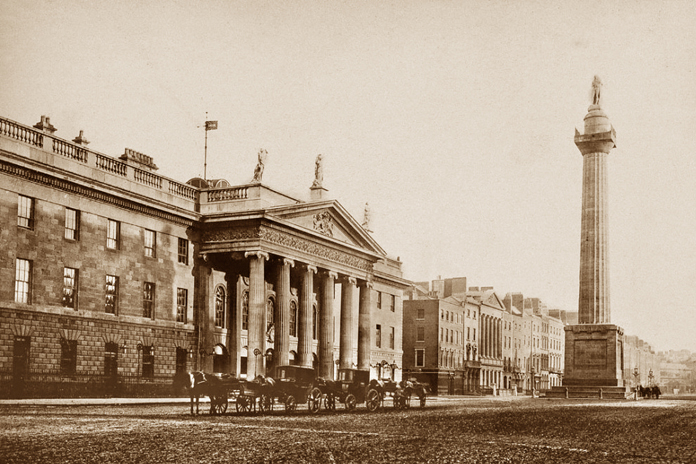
top-left (546, 385), bottom-right (631, 399)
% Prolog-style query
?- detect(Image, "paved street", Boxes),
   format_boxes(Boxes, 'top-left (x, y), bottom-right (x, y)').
top-left (1, 395), bottom-right (695, 463)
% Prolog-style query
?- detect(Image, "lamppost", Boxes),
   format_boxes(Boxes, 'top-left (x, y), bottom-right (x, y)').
top-left (633, 367), bottom-right (640, 388)
top-left (648, 369), bottom-right (654, 388)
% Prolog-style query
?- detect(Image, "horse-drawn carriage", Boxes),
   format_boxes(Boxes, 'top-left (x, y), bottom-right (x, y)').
top-left (312, 368), bottom-right (429, 412)
top-left (175, 371), bottom-right (240, 415)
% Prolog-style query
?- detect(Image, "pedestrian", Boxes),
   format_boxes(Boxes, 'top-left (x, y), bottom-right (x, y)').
top-left (653, 385), bottom-right (661, 399)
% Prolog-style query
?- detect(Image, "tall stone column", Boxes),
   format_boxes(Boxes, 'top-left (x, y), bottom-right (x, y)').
top-left (274, 258), bottom-right (294, 368)
top-left (245, 251), bottom-right (268, 379)
top-left (357, 281), bottom-right (372, 370)
top-left (196, 256), bottom-right (214, 372)
top-left (227, 272), bottom-right (241, 376)
top-left (298, 264), bottom-right (317, 368)
top-left (339, 276), bottom-right (356, 369)
top-left (319, 271), bottom-right (337, 379)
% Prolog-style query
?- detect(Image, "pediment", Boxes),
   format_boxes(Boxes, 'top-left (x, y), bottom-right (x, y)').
top-left (483, 291), bottom-right (506, 310)
top-left (264, 200), bottom-right (386, 256)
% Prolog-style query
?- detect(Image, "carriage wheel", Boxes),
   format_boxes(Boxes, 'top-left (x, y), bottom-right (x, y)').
top-left (308, 388), bottom-right (322, 414)
top-left (259, 394), bottom-right (273, 413)
top-left (211, 396), bottom-right (228, 415)
top-left (344, 393), bottom-right (357, 411)
top-left (236, 396), bottom-right (249, 414)
top-left (366, 389), bottom-right (381, 412)
top-left (285, 395), bottom-right (297, 412)
top-left (323, 393), bottom-right (336, 411)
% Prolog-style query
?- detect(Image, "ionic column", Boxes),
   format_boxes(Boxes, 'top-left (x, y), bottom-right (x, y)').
top-left (245, 251), bottom-right (269, 379)
top-left (319, 270), bottom-right (337, 379)
top-left (298, 264), bottom-right (317, 368)
top-left (274, 258), bottom-right (294, 368)
top-left (227, 272), bottom-right (241, 376)
top-left (358, 280), bottom-right (372, 370)
top-left (339, 276), bottom-right (356, 369)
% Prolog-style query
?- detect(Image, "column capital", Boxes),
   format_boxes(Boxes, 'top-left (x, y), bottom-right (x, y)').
top-left (282, 258), bottom-right (295, 268)
top-left (244, 250), bottom-right (270, 261)
top-left (303, 264), bottom-right (318, 274)
top-left (358, 279), bottom-right (373, 290)
top-left (324, 270), bottom-right (338, 280)
top-left (341, 275), bottom-right (357, 286)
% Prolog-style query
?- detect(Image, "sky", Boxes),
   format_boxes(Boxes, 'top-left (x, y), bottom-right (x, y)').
top-left (1, 0), bottom-right (695, 353)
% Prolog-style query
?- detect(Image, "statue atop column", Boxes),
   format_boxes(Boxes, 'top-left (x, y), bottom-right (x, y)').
top-left (591, 75), bottom-right (602, 107)
top-left (311, 154), bottom-right (323, 188)
top-left (362, 202), bottom-right (372, 232)
top-left (252, 149), bottom-right (267, 183)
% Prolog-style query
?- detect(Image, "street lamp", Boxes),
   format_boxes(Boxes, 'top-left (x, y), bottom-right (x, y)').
top-left (253, 348), bottom-right (262, 379)
top-left (648, 369), bottom-right (654, 387)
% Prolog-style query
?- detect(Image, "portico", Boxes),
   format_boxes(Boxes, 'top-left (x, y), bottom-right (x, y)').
top-left (194, 185), bottom-right (389, 380)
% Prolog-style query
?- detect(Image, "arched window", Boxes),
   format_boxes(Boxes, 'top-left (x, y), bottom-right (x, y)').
top-left (289, 300), bottom-right (297, 337)
top-left (214, 286), bottom-right (225, 328)
top-left (266, 298), bottom-right (274, 331)
top-left (242, 291), bottom-right (249, 330)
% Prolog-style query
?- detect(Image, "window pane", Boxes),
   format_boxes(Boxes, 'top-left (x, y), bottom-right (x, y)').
top-left (178, 238), bottom-right (189, 264)
top-left (107, 220), bottom-right (119, 249)
top-left (65, 208), bottom-right (79, 240)
top-left (242, 291), bottom-right (249, 330)
top-left (215, 286), bottom-right (225, 327)
top-left (143, 282), bottom-right (155, 318)
top-left (62, 267), bottom-right (78, 309)
top-left (14, 259), bottom-right (31, 303)
top-left (144, 229), bottom-right (156, 258)
top-left (176, 288), bottom-right (187, 323)
top-left (105, 275), bottom-right (118, 314)
top-left (18, 195), bottom-right (34, 229)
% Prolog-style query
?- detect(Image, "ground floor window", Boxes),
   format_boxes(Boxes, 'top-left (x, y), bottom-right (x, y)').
top-left (415, 349), bottom-right (425, 367)
top-left (105, 342), bottom-right (118, 378)
top-left (60, 339), bottom-right (77, 376)
top-left (175, 347), bottom-right (188, 375)
top-left (13, 336), bottom-right (30, 381)
top-left (142, 345), bottom-right (154, 379)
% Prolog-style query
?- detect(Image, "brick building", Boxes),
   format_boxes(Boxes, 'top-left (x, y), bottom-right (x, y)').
top-left (0, 114), bottom-right (409, 398)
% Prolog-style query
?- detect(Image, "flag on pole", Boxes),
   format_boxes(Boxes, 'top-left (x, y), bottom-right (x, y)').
top-left (205, 121), bottom-right (218, 131)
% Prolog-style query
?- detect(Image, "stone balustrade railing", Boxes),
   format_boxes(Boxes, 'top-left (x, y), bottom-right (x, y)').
top-left (0, 115), bottom-right (198, 201)
top-left (207, 186), bottom-right (249, 202)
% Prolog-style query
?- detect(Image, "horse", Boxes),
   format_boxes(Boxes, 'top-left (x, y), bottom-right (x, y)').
top-left (174, 371), bottom-right (220, 415)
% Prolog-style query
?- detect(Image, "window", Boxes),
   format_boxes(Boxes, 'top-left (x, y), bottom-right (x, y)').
top-left (417, 308), bottom-right (425, 320)
top-left (415, 349), bottom-right (425, 367)
top-left (440, 327), bottom-right (443, 341)
top-left (107, 219), bottom-right (120, 249)
top-left (266, 298), bottom-right (274, 331)
top-left (289, 301), bottom-right (297, 337)
top-left (143, 282), bottom-right (155, 319)
top-left (104, 342), bottom-right (118, 378)
top-left (242, 291), bottom-right (249, 330)
top-left (178, 238), bottom-right (189, 265)
top-left (105, 275), bottom-right (118, 314)
top-left (441, 310), bottom-right (444, 320)
top-left (60, 339), bottom-right (77, 376)
top-left (142, 345), bottom-right (154, 379)
top-left (62, 267), bottom-right (78, 309)
top-left (144, 229), bottom-right (156, 258)
top-left (376, 291), bottom-right (382, 309)
top-left (64, 208), bottom-right (80, 240)
top-left (389, 326), bottom-right (395, 349)
top-left (176, 288), bottom-right (187, 323)
top-left (446, 328), bottom-right (449, 343)
top-left (389, 294), bottom-right (395, 312)
top-left (17, 195), bottom-right (34, 229)
top-left (215, 286), bottom-right (225, 327)
top-left (376, 324), bottom-right (381, 348)
top-left (312, 305), bottom-right (318, 340)
top-left (417, 326), bottom-right (425, 341)
top-left (14, 258), bottom-right (32, 304)
top-left (473, 328), bottom-right (476, 341)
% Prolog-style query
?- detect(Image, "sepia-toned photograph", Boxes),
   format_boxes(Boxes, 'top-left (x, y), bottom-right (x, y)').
top-left (1, 1), bottom-right (695, 462)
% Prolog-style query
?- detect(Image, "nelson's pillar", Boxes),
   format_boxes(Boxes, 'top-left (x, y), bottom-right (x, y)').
top-left (562, 76), bottom-right (626, 393)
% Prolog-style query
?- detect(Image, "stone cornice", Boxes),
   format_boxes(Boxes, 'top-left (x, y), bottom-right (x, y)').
top-left (0, 158), bottom-right (195, 227)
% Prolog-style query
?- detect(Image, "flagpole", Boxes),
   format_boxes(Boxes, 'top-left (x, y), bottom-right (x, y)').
top-left (204, 112), bottom-right (208, 181)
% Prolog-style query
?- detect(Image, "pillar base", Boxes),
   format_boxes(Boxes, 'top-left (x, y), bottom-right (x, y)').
top-left (563, 323), bottom-right (625, 388)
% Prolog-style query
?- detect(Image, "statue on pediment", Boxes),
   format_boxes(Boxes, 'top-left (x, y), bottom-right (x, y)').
top-left (252, 149), bottom-right (267, 183)
top-left (362, 202), bottom-right (372, 232)
top-left (311, 154), bottom-right (323, 188)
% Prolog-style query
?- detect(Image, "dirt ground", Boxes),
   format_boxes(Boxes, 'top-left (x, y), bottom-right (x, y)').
top-left (1, 395), bottom-right (695, 463)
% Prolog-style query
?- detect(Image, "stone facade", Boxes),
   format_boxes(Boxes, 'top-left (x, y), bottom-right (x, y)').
top-left (0, 114), bottom-right (408, 398)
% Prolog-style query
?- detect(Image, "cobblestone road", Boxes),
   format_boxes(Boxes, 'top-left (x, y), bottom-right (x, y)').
top-left (1, 396), bottom-right (695, 463)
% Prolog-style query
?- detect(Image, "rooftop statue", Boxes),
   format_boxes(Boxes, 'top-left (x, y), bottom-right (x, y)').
top-left (252, 149), bottom-right (267, 183)
top-left (311, 154), bottom-right (323, 188)
top-left (362, 202), bottom-right (372, 232)
top-left (591, 75), bottom-right (602, 107)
